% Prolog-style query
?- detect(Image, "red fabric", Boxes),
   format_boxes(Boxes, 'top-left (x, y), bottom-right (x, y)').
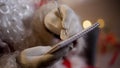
top-left (106, 33), bottom-right (117, 45)
top-left (63, 58), bottom-right (71, 68)
top-left (39, 0), bottom-right (47, 7)
top-left (99, 33), bottom-right (117, 54)
top-left (100, 46), bottom-right (107, 54)
top-left (109, 51), bottom-right (119, 66)
top-left (35, 0), bottom-right (48, 8)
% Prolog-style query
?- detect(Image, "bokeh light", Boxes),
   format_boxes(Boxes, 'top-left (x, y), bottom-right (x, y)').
top-left (97, 19), bottom-right (105, 28)
top-left (83, 20), bottom-right (92, 29)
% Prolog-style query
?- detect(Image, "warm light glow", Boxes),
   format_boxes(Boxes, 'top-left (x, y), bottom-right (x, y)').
top-left (97, 19), bottom-right (105, 28)
top-left (83, 20), bottom-right (92, 29)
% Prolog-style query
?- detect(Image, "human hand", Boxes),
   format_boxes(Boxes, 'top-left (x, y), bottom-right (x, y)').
top-left (19, 45), bottom-right (70, 68)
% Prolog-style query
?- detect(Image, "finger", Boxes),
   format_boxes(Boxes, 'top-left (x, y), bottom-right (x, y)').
top-left (21, 46), bottom-right (51, 56)
top-left (19, 46), bottom-right (52, 65)
top-left (50, 43), bottom-right (73, 60)
top-left (44, 6), bottom-right (63, 35)
top-left (19, 45), bottom-right (65, 68)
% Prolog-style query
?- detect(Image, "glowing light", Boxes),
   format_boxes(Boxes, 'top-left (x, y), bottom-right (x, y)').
top-left (83, 20), bottom-right (92, 29)
top-left (97, 19), bottom-right (105, 28)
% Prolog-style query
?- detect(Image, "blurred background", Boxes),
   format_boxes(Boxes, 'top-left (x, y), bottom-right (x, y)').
top-left (60, 0), bottom-right (120, 68)
top-left (0, 0), bottom-right (119, 68)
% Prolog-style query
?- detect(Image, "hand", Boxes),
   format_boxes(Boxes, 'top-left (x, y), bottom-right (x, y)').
top-left (44, 5), bottom-right (83, 40)
top-left (19, 45), bottom-right (70, 68)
